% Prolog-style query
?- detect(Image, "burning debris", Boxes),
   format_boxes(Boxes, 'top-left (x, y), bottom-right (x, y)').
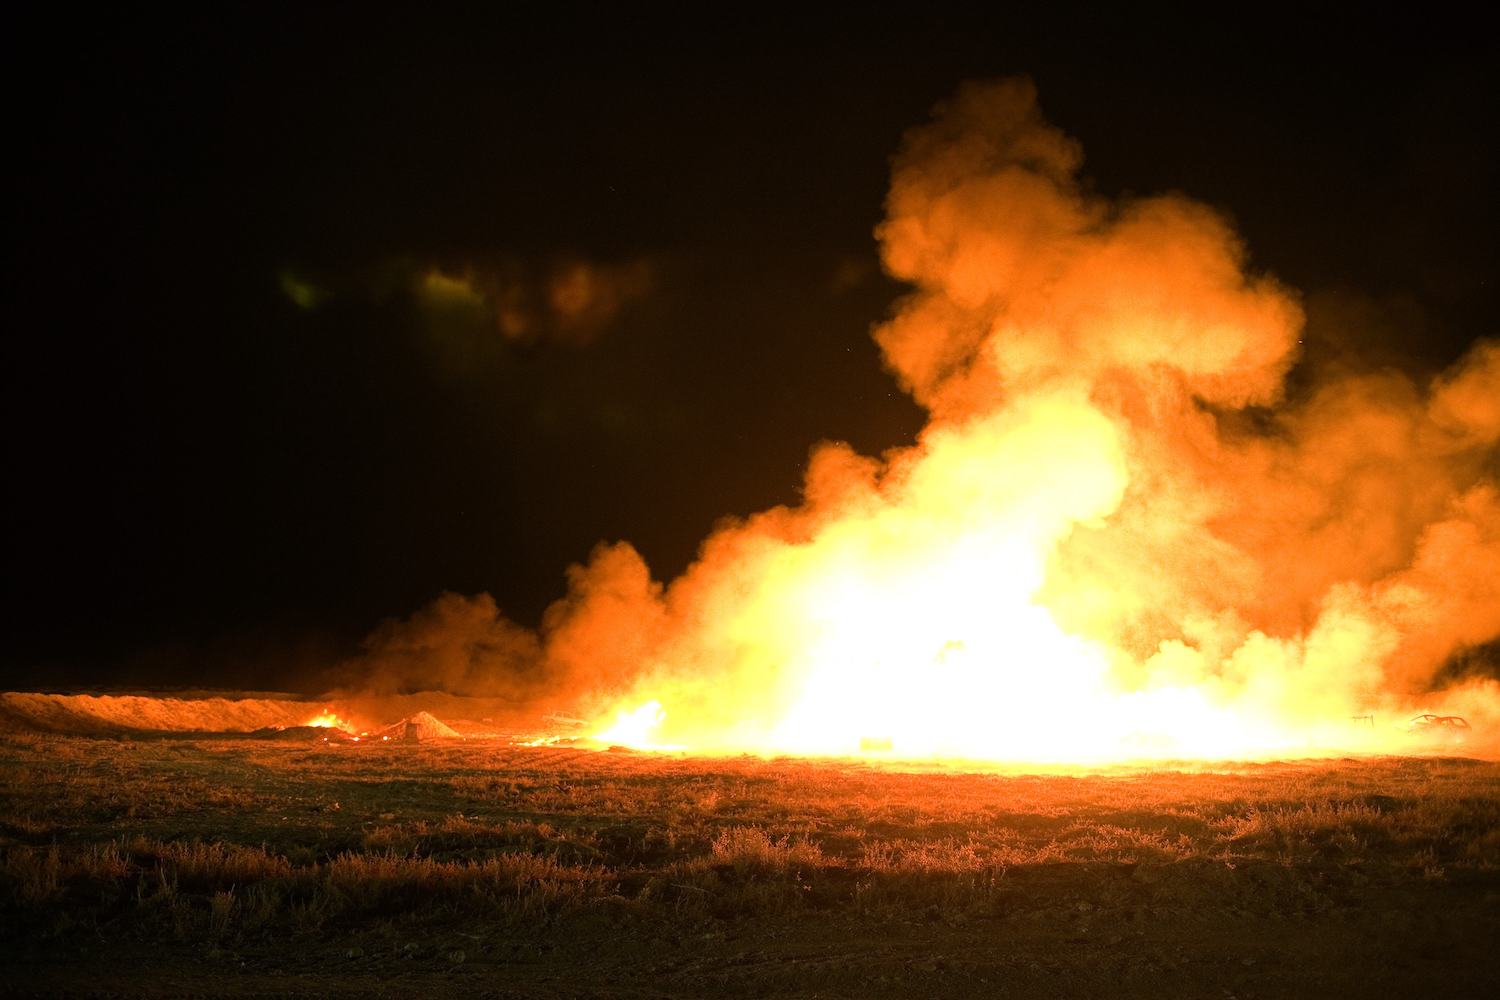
top-left (303, 709), bottom-right (352, 731)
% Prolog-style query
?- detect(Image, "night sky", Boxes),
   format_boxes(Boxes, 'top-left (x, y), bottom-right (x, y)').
top-left (5, 10), bottom-right (1495, 692)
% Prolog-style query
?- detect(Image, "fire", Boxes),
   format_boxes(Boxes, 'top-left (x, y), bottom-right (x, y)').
top-left (592, 700), bottom-right (679, 750)
top-left (489, 79), bottom-right (1499, 765)
top-left (304, 709), bottom-right (351, 731)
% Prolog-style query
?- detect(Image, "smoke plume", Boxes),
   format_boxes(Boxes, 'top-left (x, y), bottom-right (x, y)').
top-left (353, 79), bottom-right (1500, 760)
top-left (338, 592), bottom-right (542, 698)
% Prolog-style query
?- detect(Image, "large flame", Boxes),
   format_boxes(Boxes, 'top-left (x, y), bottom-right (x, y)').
top-left (522, 79), bottom-right (1498, 764)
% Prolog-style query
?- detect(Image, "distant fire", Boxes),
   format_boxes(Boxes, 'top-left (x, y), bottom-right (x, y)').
top-left (592, 700), bottom-right (679, 750)
top-left (558, 80), bottom-right (1499, 764)
top-left (304, 710), bottom-right (351, 731)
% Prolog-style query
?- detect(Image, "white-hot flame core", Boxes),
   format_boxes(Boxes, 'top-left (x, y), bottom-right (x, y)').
top-left (524, 80), bottom-right (1500, 765)
top-left (593, 700), bottom-right (676, 750)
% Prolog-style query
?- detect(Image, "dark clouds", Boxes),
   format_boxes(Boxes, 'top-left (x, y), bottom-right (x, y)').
top-left (2, 9), bottom-right (1495, 691)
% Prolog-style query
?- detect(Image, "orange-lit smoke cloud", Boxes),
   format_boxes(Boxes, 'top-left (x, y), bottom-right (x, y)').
top-left (355, 79), bottom-right (1500, 760)
top-left (339, 592), bottom-right (542, 698)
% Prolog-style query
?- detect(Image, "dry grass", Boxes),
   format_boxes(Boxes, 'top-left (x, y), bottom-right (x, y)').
top-left (2, 733), bottom-right (1498, 951)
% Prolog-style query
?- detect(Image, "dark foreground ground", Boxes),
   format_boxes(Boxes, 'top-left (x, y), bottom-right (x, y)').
top-left (2, 732), bottom-right (1498, 998)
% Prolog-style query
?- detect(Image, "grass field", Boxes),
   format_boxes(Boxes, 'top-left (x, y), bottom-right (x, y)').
top-left (3, 732), bottom-right (1499, 997)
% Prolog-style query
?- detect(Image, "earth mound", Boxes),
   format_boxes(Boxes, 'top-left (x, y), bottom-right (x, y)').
top-left (374, 711), bottom-right (463, 741)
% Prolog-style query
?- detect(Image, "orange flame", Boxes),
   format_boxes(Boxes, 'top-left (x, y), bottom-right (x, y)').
top-left (304, 709), bottom-right (351, 731)
top-left (592, 700), bottom-right (681, 750)
top-left (557, 81), bottom-right (1499, 765)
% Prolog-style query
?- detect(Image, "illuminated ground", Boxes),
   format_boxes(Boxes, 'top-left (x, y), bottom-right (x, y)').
top-left (3, 733), bottom-right (1498, 998)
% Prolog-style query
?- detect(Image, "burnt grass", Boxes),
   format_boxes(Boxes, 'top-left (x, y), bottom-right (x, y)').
top-left (2, 734), bottom-right (1498, 998)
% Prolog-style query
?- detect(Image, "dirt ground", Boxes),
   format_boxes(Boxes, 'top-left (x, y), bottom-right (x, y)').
top-left (14, 874), bottom-right (1499, 998)
top-left (2, 734), bottom-right (1498, 998)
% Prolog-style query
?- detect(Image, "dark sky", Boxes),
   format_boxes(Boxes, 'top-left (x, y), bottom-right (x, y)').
top-left (5, 9), bottom-right (1495, 691)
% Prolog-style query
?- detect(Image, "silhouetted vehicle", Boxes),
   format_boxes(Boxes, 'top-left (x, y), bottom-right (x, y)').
top-left (1407, 714), bottom-right (1471, 742)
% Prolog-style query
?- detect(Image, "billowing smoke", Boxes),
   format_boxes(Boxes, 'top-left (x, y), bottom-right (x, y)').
top-left (348, 79), bottom-right (1500, 760)
top-left (336, 592), bottom-right (542, 698)
top-left (333, 548), bottom-right (664, 707)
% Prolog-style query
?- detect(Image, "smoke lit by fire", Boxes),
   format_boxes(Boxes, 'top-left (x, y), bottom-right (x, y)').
top-left (359, 79), bottom-right (1500, 764)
